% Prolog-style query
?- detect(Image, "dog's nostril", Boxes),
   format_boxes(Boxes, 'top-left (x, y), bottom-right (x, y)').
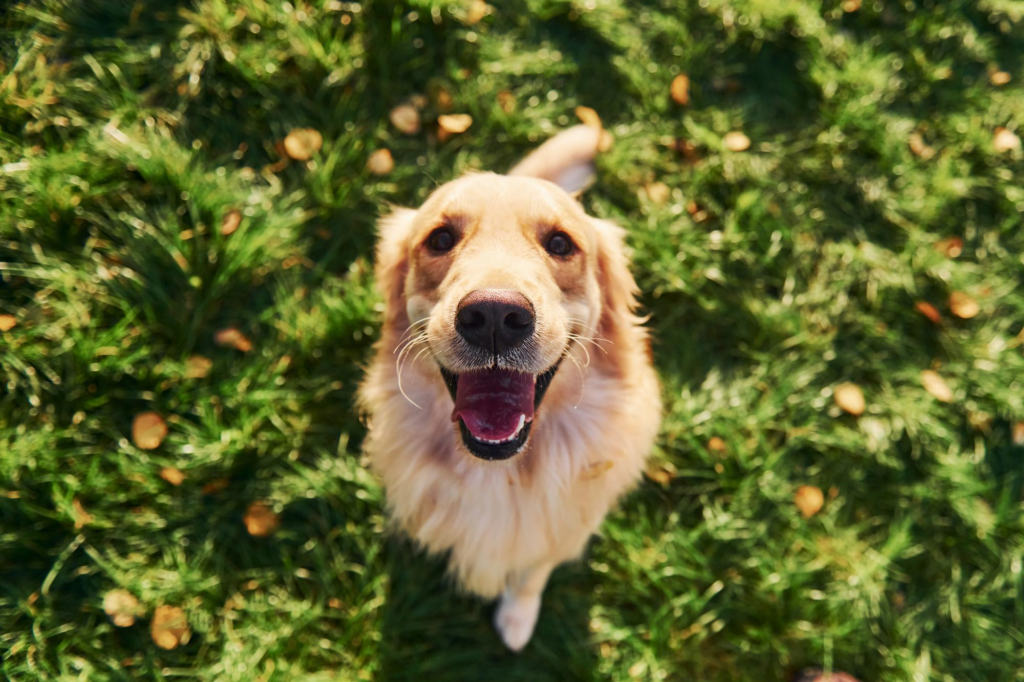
top-left (458, 308), bottom-right (486, 329)
top-left (504, 310), bottom-right (532, 330)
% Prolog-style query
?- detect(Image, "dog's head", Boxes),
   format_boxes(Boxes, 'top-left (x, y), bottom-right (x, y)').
top-left (375, 162), bottom-right (639, 462)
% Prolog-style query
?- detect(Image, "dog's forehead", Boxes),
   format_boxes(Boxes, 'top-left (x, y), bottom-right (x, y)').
top-left (423, 173), bottom-right (584, 226)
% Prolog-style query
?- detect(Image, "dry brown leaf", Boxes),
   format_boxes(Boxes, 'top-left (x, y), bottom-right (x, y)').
top-left (915, 301), bottom-right (942, 324)
top-left (244, 501), bottom-right (280, 537)
top-left (389, 104), bottom-right (421, 135)
top-left (328, 597), bottom-right (343, 609)
top-left (466, 0), bottom-right (490, 23)
top-left (934, 236), bottom-right (963, 258)
top-left (841, 0), bottom-right (862, 11)
top-left (598, 129), bottom-right (614, 152)
top-left (104, 589), bottom-right (143, 627)
top-left (707, 436), bottom-right (727, 454)
top-left (908, 132), bottom-right (935, 160)
top-left (0, 314), bottom-right (16, 331)
top-left (220, 210), bottom-right (242, 236)
top-left (202, 477), bottom-right (230, 495)
top-left (993, 127), bottom-right (1021, 153)
top-left (991, 70), bottom-right (1011, 86)
top-left (794, 485), bottom-right (824, 518)
top-left (644, 182), bottom-right (670, 205)
top-left (151, 605), bottom-right (190, 650)
top-left (160, 467), bottom-right (186, 486)
top-left (72, 498), bottom-right (93, 528)
top-left (581, 460), bottom-right (615, 481)
top-left (496, 90), bottom-right (516, 113)
top-left (834, 383), bottom-right (865, 416)
top-left (921, 370), bottom-right (953, 402)
top-left (645, 465), bottom-right (674, 484)
top-left (133, 412), bottom-right (168, 450)
top-left (438, 113), bottom-right (473, 134)
top-left (575, 105), bottom-right (602, 129)
top-left (724, 131), bottom-right (751, 151)
top-left (184, 355), bottom-right (212, 379)
top-left (214, 328), bottom-right (252, 352)
top-left (282, 128), bottom-right (323, 161)
top-left (1012, 421), bottom-right (1024, 446)
top-left (366, 149), bottom-right (394, 175)
top-left (948, 291), bottom-right (979, 319)
top-left (670, 74), bottom-right (690, 105)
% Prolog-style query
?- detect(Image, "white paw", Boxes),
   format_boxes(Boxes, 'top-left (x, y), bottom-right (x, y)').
top-left (494, 591), bottom-right (541, 652)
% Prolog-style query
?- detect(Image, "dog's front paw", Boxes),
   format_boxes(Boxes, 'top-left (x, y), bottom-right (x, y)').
top-left (494, 591), bottom-right (541, 652)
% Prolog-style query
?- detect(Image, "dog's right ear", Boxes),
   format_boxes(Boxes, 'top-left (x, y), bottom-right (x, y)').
top-left (375, 207), bottom-right (417, 327)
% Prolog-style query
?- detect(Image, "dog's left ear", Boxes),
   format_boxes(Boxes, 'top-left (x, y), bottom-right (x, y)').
top-left (374, 207), bottom-right (417, 328)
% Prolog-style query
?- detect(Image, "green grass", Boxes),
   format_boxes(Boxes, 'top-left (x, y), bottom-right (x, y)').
top-left (2, 0), bottom-right (1024, 679)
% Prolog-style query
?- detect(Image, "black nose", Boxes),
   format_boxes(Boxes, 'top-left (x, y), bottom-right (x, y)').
top-left (456, 290), bottom-right (536, 354)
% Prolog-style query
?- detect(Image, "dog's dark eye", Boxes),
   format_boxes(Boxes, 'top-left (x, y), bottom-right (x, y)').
top-left (427, 227), bottom-right (456, 253)
top-left (545, 232), bottom-right (574, 257)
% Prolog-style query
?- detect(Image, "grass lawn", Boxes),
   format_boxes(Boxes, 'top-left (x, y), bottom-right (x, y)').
top-left (3, 0), bottom-right (1024, 680)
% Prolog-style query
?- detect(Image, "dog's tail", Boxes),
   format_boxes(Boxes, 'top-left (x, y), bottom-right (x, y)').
top-left (507, 124), bottom-right (606, 194)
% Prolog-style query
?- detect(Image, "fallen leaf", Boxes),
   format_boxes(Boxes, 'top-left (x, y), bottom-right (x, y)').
top-left (328, 597), bottom-right (343, 609)
top-left (184, 355), bottom-right (212, 379)
top-left (283, 128), bottom-right (323, 161)
top-left (220, 210), bottom-right (242, 236)
top-left (104, 589), bottom-right (143, 627)
top-left (670, 74), bottom-right (690, 105)
top-left (244, 501), bottom-right (280, 537)
top-left (438, 113), bottom-right (473, 134)
top-left (1012, 421), bottom-right (1024, 446)
top-left (707, 436), bottom-right (727, 454)
top-left (794, 485), bottom-right (824, 518)
top-left (908, 132), bottom-right (935, 160)
top-left (389, 104), bottom-right (421, 135)
top-left (496, 90), bottom-right (516, 113)
top-left (834, 383), bottom-right (865, 416)
top-left (133, 412), bottom-right (168, 450)
top-left (214, 328), bottom-right (252, 352)
top-left (645, 465), bottom-right (674, 484)
top-left (841, 0), bottom-right (862, 11)
top-left (409, 94), bottom-right (428, 110)
top-left (575, 105), bottom-right (602, 129)
top-left (202, 477), bottom-right (230, 495)
top-left (72, 498), bottom-right (93, 528)
top-left (466, 0), bottom-right (490, 23)
top-left (915, 301), bottom-right (942, 324)
top-left (366, 149), bottom-right (394, 175)
top-left (991, 70), bottom-right (1011, 86)
top-left (581, 460), bottom-right (615, 481)
top-left (724, 131), bottom-right (751, 151)
top-left (151, 605), bottom-right (190, 650)
top-left (160, 467), bottom-right (186, 486)
top-left (598, 129), bottom-right (614, 152)
top-left (0, 314), bottom-right (16, 331)
top-left (993, 127), bottom-right (1021, 153)
top-left (644, 182), bottom-right (670, 205)
top-left (934, 236), bottom-right (963, 258)
top-left (948, 291), bottom-right (979, 319)
top-left (921, 370), bottom-right (953, 402)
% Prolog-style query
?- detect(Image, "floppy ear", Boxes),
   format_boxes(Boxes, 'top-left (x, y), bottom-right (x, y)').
top-left (374, 207), bottom-right (417, 329)
top-left (591, 218), bottom-right (644, 345)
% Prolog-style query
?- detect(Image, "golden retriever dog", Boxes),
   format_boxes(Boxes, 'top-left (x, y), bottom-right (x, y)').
top-left (358, 125), bottom-right (661, 651)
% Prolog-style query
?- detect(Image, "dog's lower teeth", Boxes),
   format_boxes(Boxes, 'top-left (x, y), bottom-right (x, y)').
top-left (471, 414), bottom-right (527, 445)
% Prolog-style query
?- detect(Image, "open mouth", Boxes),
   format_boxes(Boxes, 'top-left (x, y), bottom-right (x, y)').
top-left (439, 362), bottom-right (560, 461)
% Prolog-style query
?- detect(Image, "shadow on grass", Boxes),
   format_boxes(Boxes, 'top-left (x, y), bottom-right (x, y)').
top-left (377, 537), bottom-right (599, 682)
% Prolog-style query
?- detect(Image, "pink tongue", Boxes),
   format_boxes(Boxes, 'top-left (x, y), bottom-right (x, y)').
top-left (451, 368), bottom-right (535, 441)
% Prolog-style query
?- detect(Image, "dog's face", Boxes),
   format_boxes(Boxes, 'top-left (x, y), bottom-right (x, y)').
top-left (383, 173), bottom-right (614, 461)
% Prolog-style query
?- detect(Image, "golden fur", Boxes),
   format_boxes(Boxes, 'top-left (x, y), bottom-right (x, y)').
top-left (358, 126), bottom-right (661, 650)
